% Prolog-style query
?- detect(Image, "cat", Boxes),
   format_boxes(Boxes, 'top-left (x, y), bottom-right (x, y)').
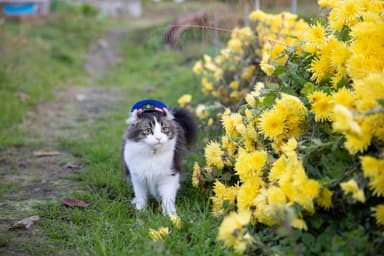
top-left (122, 99), bottom-right (197, 216)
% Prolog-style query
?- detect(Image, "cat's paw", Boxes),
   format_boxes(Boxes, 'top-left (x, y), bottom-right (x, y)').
top-left (131, 197), bottom-right (147, 210)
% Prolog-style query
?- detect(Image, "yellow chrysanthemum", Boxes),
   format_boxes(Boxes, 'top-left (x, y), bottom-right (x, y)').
top-left (371, 204), bottom-right (384, 226)
top-left (211, 180), bottom-right (239, 216)
top-left (290, 217), bottom-right (308, 231)
top-left (149, 227), bottom-right (170, 241)
top-left (217, 211), bottom-right (252, 253)
top-left (318, 0), bottom-right (337, 8)
top-left (333, 88), bottom-right (355, 109)
top-left (268, 156), bottom-right (286, 183)
top-left (235, 149), bottom-right (267, 182)
top-left (241, 65), bottom-right (256, 81)
top-left (344, 129), bottom-right (372, 155)
top-left (332, 105), bottom-right (361, 135)
top-left (177, 94), bottom-right (192, 108)
top-left (303, 179), bottom-right (321, 198)
top-left (258, 108), bottom-right (286, 140)
top-left (169, 215), bottom-right (182, 229)
top-left (304, 22), bottom-right (326, 48)
top-left (201, 77), bottom-right (213, 94)
top-left (308, 91), bottom-right (334, 122)
top-left (267, 185), bottom-right (287, 205)
top-left (316, 188), bottom-right (333, 210)
top-left (222, 109), bottom-right (243, 138)
top-left (205, 141), bottom-right (224, 169)
top-left (308, 56), bottom-right (332, 83)
top-left (237, 177), bottom-right (264, 212)
top-left (340, 179), bottom-right (366, 203)
top-left (195, 104), bottom-right (209, 119)
top-left (221, 136), bottom-right (237, 158)
top-left (328, 0), bottom-right (363, 31)
top-left (229, 80), bottom-right (240, 90)
top-left (192, 60), bottom-right (203, 75)
top-left (227, 38), bottom-right (243, 53)
top-left (361, 156), bottom-right (384, 196)
top-left (192, 162), bottom-right (201, 188)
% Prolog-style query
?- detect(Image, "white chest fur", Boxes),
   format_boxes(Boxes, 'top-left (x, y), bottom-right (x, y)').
top-left (123, 138), bottom-right (176, 179)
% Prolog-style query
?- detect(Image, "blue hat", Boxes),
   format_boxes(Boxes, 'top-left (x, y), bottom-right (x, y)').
top-left (131, 99), bottom-right (168, 114)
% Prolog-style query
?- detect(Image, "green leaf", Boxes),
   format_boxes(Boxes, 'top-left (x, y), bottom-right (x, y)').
top-left (377, 98), bottom-right (384, 107)
top-left (301, 82), bottom-right (316, 95)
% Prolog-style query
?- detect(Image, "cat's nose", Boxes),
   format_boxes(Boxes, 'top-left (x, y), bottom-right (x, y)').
top-left (155, 137), bottom-right (161, 142)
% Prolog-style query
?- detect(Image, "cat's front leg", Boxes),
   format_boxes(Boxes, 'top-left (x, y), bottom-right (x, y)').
top-left (130, 174), bottom-right (148, 210)
top-left (158, 173), bottom-right (180, 216)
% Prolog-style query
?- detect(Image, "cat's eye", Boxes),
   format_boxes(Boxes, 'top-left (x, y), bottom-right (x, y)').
top-left (162, 127), bottom-right (170, 133)
top-left (142, 128), bottom-right (152, 135)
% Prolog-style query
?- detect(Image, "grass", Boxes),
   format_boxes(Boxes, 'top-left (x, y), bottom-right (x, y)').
top-left (0, 3), bottom-right (105, 147)
top-left (33, 20), bottom-right (236, 254)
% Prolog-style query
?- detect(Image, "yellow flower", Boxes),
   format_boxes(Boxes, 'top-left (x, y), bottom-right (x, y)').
top-left (149, 227), bottom-right (170, 241)
top-left (235, 149), bottom-right (267, 182)
top-left (207, 118), bottom-right (214, 126)
top-left (344, 129), bottom-right (372, 155)
top-left (195, 104), bottom-right (209, 119)
top-left (192, 60), bottom-right (203, 75)
top-left (340, 179), bottom-right (366, 203)
top-left (308, 56), bottom-right (332, 83)
top-left (229, 80), bottom-right (239, 90)
top-left (222, 110), bottom-right (243, 138)
top-left (227, 38), bottom-right (243, 53)
top-left (308, 91), bottom-right (334, 122)
top-left (332, 105), bottom-right (361, 135)
top-left (177, 94), bottom-right (192, 108)
top-left (221, 136), bottom-right (237, 158)
top-left (237, 177), bottom-right (264, 212)
top-left (328, 0), bottom-right (363, 31)
top-left (290, 217), bottom-right (308, 231)
top-left (267, 186), bottom-right (287, 205)
top-left (169, 215), bottom-right (182, 229)
top-left (211, 180), bottom-right (238, 216)
top-left (205, 141), bottom-right (224, 169)
top-left (303, 179), bottom-right (321, 198)
top-left (192, 162), bottom-right (201, 188)
top-left (316, 188), bottom-right (333, 210)
top-left (249, 10), bottom-right (265, 22)
top-left (268, 156), bottom-right (286, 183)
top-left (217, 211), bottom-right (252, 253)
top-left (201, 77), bottom-right (213, 94)
top-left (318, 0), bottom-right (337, 8)
top-left (371, 204), bottom-right (384, 226)
top-left (241, 65), bottom-right (256, 81)
top-left (258, 108), bottom-right (286, 140)
top-left (333, 88), bottom-right (355, 109)
top-left (361, 156), bottom-right (384, 196)
top-left (281, 138), bottom-right (298, 156)
top-left (305, 22), bottom-right (326, 48)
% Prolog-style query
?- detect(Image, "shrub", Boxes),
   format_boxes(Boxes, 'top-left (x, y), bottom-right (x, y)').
top-left (190, 0), bottom-right (384, 254)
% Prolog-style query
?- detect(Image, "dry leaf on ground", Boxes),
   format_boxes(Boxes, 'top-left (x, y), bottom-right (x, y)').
top-left (62, 198), bottom-right (90, 208)
top-left (33, 151), bottom-right (62, 157)
top-left (9, 215), bottom-right (40, 230)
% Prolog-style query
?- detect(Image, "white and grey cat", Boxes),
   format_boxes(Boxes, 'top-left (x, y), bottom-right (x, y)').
top-left (122, 104), bottom-right (197, 216)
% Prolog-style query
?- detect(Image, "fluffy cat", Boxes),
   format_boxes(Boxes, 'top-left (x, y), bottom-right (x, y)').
top-left (122, 99), bottom-right (197, 216)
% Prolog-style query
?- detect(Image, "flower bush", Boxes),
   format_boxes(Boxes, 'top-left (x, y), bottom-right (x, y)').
top-left (191, 0), bottom-right (384, 254)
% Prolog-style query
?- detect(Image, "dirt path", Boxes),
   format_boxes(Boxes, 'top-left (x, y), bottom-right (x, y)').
top-left (0, 28), bottom-right (127, 255)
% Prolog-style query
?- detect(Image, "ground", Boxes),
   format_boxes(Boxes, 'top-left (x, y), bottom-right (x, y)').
top-left (0, 27), bottom-right (126, 255)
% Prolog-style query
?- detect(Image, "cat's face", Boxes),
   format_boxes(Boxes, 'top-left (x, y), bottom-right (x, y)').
top-left (126, 110), bottom-right (176, 147)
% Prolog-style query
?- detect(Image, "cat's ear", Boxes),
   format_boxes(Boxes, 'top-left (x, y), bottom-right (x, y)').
top-left (163, 108), bottom-right (174, 120)
top-left (126, 110), bottom-right (139, 124)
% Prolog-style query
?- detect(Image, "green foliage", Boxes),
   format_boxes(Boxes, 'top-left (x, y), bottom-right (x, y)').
top-left (0, 5), bottom-right (105, 147)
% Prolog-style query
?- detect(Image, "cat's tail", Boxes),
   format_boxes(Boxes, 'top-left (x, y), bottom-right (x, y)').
top-left (172, 108), bottom-right (198, 146)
